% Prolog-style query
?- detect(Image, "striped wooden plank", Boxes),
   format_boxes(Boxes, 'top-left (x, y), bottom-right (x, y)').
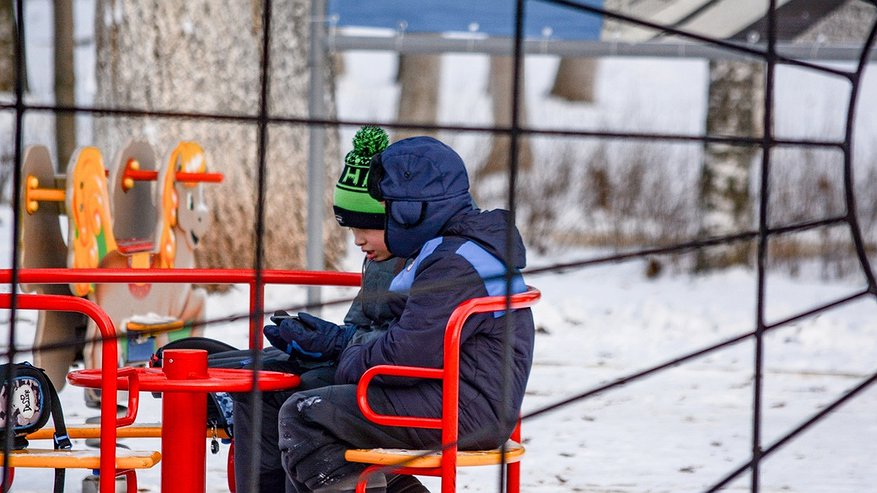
top-left (27, 423), bottom-right (230, 440)
top-left (0, 448), bottom-right (161, 469)
top-left (345, 440), bottom-right (524, 468)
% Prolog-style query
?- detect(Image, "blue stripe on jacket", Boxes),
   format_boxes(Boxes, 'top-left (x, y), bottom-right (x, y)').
top-left (390, 237), bottom-right (526, 317)
top-left (389, 237), bottom-right (444, 293)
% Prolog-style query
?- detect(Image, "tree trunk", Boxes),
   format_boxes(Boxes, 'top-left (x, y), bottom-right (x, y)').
top-left (395, 53), bottom-right (440, 141)
top-left (480, 56), bottom-right (533, 179)
top-left (1, 0), bottom-right (16, 92)
top-left (93, 0), bottom-right (344, 271)
top-left (696, 60), bottom-right (765, 271)
top-left (549, 57), bottom-right (597, 103)
top-left (54, 0), bottom-right (76, 169)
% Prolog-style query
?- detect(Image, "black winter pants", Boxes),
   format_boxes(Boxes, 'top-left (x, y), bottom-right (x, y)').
top-left (278, 384), bottom-right (438, 492)
top-left (232, 363), bottom-right (337, 493)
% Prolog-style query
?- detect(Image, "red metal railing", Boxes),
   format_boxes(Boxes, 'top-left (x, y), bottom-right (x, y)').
top-left (0, 292), bottom-right (130, 492)
top-left (0, 268), bottom-right (361, 493)
top-left (3, 268), bottom-right (361, 349)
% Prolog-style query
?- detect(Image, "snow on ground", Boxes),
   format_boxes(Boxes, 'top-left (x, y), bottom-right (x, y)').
top-left (2, 211), bottom-right (876, 492)
top-left (519, 256), bottom-right (877, 493)
top-left (3, 1), bottom-right (877, 491)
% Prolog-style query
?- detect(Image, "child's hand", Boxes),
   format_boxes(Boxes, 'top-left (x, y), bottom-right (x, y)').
top-left (263, 314), bottom-right (356, 361)
top-left (263, 318), bottom-right (323, 360)
top-left (296, 313), bottom-right (340, 334)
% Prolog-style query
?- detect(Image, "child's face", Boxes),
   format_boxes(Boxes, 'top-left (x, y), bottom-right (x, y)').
top-left (351, 228), bottom-right (391, 261)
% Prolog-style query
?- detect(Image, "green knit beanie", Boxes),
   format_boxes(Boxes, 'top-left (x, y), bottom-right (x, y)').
top-left (333, 126), bottom-right (389, 229)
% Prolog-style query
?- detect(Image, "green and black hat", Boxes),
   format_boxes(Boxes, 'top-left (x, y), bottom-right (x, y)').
top-left (333, 126), bottom-right (389, 229)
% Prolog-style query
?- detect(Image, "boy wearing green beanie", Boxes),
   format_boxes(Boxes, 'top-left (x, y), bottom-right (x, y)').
top-left (333, 126), bottom-right (389, 231)
top-left (239, 127), bottom-right (428, 493)
top-left (332, 127), bottom-right (394, 264)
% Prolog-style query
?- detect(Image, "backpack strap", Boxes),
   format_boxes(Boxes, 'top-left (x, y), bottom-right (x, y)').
top-left (45, 378), bottom-right (71, 451)
top-left (41, 369), bottom-right (70, 493)
top-left (12, 434), bottom-right (28, 450)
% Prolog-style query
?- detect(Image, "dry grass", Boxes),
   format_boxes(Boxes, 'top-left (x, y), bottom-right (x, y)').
top-left (472, 136), bottom-right (877, 280)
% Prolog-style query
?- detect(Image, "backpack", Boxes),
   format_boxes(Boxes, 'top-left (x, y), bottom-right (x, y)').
top-left (150, 337), bottom-right (237, 442)
top-left (0, 362), bottom-right (72, 493)
top-left (150, 336), bottom-right (304, 448)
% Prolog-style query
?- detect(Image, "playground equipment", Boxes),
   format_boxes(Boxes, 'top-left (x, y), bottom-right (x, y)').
top-left (0, 292), bottom-right (163, 493)
top-left (86, 140), bottom-right (222, 379)
top-left (15, 140), bottom-right (536, 492)
top-left (68, 349), bottom-right (300, 493)
top-left (19, 141), bottom-right (224, 390)
top-left (4, 267), bottom-right (361, 493)
top-left (345, 287), bottom-right (541, 493)
top-left (7, 269), bottom-right (531, 493)
top-left (19, 146), bottom-right (92, 391)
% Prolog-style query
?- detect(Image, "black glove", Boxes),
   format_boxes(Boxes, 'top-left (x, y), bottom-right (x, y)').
top-left (263, 312), bottom-right (356, 361)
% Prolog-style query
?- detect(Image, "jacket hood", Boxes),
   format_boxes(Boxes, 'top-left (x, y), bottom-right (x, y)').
top-left (369, 136), bottom-right (474, 258)
top-left (443, 208), bottom-right (528, 270)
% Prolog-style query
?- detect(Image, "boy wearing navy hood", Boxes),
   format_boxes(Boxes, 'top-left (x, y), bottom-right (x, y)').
top-left (239, 127), bottom-right (423, 493)
top-left (275, 136), bottom-right (535, 492)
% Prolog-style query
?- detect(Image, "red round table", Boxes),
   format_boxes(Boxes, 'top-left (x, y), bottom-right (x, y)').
top-left (68, 349), bottom-right (300, 493)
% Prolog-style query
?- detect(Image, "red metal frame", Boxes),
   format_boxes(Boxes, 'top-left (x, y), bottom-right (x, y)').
top-left (0, 292), bottom-right (132, 493)
top-left (2, 268), bottom-right (361, 350)
top-left (1, 268), bottom-right (362, 493)
top-left (354, 287), bottom-right (541, 493)
top-left (68, 350), bottom-right (299, 493)
top-left (2, 270), bottom-right (534, 492)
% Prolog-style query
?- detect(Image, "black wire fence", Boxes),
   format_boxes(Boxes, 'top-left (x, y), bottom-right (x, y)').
top-left (2, 0), bottom-right (877, 492)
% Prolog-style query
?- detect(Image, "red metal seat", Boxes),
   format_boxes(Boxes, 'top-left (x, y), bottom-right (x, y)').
top-left (345, 287), bottom-right (541, 493)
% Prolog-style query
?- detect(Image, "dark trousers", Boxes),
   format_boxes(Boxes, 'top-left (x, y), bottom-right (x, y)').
top-left (278, 384), bottom-right (438, 492)
top-left (233, 362), bottom-right (337, 493)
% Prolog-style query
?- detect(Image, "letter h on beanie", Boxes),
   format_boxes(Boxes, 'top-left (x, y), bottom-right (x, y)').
top-left (333, 126), bottom-right (389, 229)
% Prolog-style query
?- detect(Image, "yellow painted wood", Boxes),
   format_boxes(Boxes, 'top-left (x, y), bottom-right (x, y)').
top-left (0, 448), bottom-right (161, 469)
top-left (345, 440), bottom-right (524, 468)
top-left (125, 319), bottom-right (185, 333)
top-left (27, 423), bottom-right (230, 440)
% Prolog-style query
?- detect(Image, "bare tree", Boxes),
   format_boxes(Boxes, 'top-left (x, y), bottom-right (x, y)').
top-left (1, 0), bottom-right (15, 92)
top-left (696, 60), bottom-right (764, 271)
top-left (1, 0), bottom-right (17, 204)
top-left (93, 0), bottom-right (344, 271)
top-left (695, 0), bottom-right (873, 272)
top-left (549, 57), bottom-right (597, 102)
top-left (54, 0), bottom-right (76, 168)
top-left (479, 55), bottom-right (533, 179)
top-left (395, 54), bottom-right (440, 141)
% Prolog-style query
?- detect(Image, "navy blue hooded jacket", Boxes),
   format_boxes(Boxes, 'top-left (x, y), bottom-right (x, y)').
top-left (336, 137), bottom-right (535, 448)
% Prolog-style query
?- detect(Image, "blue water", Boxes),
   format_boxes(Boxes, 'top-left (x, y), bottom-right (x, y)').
top-left (328, 0), bottom-right (604, 40)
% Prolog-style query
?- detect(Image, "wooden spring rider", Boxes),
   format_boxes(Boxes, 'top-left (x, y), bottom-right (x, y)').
top-left (20, 141), bottom-right (223, 393)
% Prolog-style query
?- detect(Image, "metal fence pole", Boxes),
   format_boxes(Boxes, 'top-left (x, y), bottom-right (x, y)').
top-left (306, 0), bottom-right (327, 314)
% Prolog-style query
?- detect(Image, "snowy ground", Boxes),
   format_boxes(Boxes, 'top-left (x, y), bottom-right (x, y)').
top-left (2, 217), bottom-right (877, 493)
top-left (3, 1), bottom-right (877, 492)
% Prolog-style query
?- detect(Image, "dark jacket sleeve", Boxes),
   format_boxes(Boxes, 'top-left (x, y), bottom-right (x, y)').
top-left (340, 257), bottom-right (404, 348)
top-left (335, 246), bottom-right (485, 384)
